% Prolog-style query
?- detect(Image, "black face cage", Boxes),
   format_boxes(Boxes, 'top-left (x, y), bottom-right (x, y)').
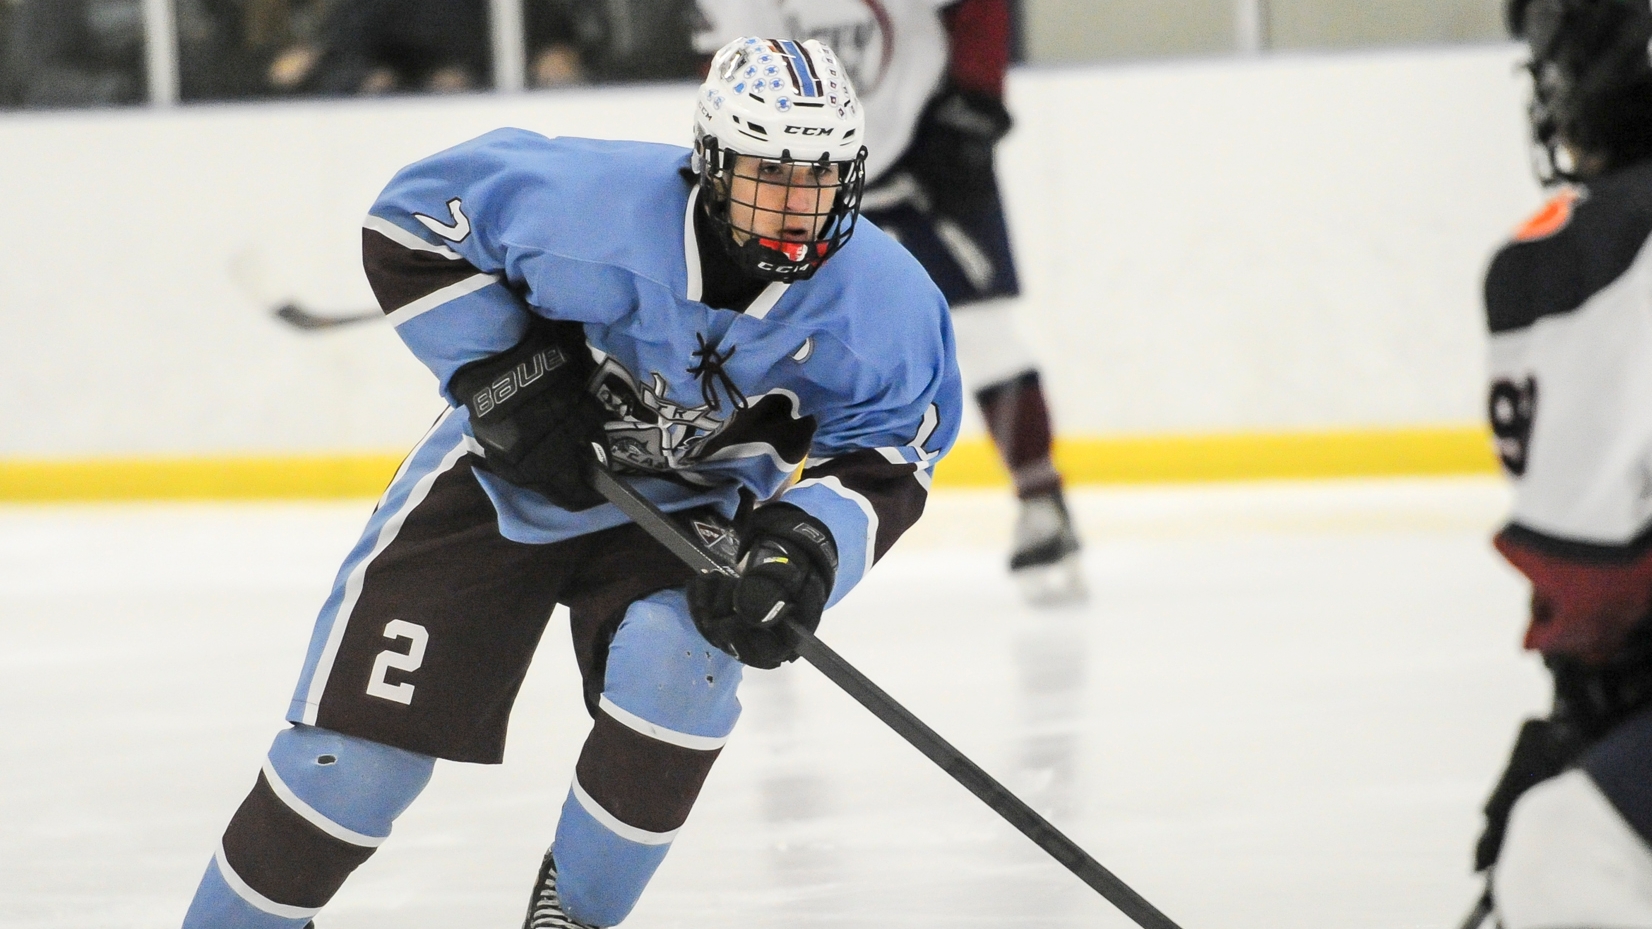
top-left (1512, 0), bottom-right (1652, 183)
top-left (696, 136), bottom-right (869, 283)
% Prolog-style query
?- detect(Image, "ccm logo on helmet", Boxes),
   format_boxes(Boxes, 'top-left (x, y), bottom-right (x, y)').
top-left (784, 125), bottom-right (834, 136)
top-left (470, 347), bottom-right (568, 417)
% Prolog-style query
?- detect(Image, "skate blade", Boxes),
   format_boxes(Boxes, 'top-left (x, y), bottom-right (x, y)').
top-left (1014, 554), bottom-right (1087, 607)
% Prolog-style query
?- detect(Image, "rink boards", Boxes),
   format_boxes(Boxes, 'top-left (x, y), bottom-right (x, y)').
top-left (0, 44), bottom-right (1532, 497)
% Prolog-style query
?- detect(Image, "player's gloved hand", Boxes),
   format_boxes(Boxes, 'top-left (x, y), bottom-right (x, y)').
top-left (905, 81), bottom-right (1013, 217)
top-left (449, 318), bottom-right (610, 511)
top-left (687, 503), bottom-right (838, 669)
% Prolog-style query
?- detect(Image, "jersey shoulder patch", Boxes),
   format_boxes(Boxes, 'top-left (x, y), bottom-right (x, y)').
top-left (1512, 189), bottom-right (1582, 243)
top-left (1486, 165), bottom-right (1652, 334)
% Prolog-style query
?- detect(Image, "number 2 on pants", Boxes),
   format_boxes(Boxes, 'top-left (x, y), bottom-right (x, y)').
top-left (367, 620), bottom-right (428, 705)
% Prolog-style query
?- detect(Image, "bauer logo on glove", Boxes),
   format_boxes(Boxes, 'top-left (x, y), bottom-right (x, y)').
top-left (449, 318), bottom-right (611, 511)
top-left (469, 345), bottom-right (569, 418)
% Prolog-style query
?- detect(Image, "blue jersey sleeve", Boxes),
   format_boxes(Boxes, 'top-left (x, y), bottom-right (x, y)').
top-left (362, 134), bottom-right (542, 402)
top-left (362, 129), bottom-right (685, 403)
top-left (776, 239), bottom-right (965, 607)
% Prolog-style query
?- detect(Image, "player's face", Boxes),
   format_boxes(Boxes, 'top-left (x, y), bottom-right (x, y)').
top-left (725, 155), bottom-right (841, 245)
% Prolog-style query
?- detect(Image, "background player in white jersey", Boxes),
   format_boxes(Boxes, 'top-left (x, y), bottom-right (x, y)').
top-left (692, 0), bottom-right (1084, 603)
top-left (176, 36), bottom-right (962, 929)
top-left (1467, 2), bottom-right (1652, 925)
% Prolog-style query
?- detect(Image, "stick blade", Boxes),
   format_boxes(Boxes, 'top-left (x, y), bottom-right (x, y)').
top-left (1458, 890), bottom-right (1495, 929)
top-left (273, 303), bottom-right (378, 330)
top-left (275, 303), bottom-right (333, 330)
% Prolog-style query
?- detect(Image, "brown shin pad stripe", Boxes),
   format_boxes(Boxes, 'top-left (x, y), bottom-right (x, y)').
top-left (575, 710), bottom-right (721, 834)
top-left (220, 772), bottom-right (377, 910)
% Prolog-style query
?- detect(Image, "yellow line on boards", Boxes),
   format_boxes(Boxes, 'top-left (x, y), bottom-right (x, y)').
top-left (0, 426), bottom-right (1497, 503)
top-left (0, 454), bottom-right (409, 502)
top-left (935, 425), bottom-right (1499, 487)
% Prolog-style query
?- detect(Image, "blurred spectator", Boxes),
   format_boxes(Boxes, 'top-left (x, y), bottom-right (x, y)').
top-left (0, 0), bottom-right (15, 106)
top-left (267, 0), bottom-right (492, 96)
top-left (177, 0), bottom-right (339, 101)
top-left (3, 0), bottom-right (147, 108)
top-left (176, 0), bottom-right (264, 100)
top-left (0, 0), bottom-right (723, 109)
top-left (525, 0), bottom-right (698, 88)
top-left (523, 0), bottom-right (583, 87)
top-left (232, 0), bottom-right (333, 97)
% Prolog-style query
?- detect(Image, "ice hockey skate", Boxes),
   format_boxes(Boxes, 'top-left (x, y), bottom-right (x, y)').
top-left (523, 850), bottom-right (597, 929)
top-left (1010, 491), bottom-right (1085, 605)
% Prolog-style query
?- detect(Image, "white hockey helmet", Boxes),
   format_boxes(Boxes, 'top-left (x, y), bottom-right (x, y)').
top-left (692, 36), bottom-right (870, 281)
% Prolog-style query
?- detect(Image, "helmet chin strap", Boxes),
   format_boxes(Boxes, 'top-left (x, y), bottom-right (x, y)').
top-left (701, 178), bottom-right (835, 283)
top-left (729, 233), bottom-right (826, 282)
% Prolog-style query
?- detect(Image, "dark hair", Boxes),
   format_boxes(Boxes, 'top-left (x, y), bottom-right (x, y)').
top-left (1510, 0), bottom-right (1652, 180)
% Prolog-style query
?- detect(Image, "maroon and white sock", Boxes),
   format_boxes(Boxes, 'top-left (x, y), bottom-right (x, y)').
top-left (976, 370), bottom-right (1062, 500)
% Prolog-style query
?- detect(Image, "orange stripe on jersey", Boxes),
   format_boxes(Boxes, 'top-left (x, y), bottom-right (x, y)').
top-left (1513, 189), bottom-right (1582, 242)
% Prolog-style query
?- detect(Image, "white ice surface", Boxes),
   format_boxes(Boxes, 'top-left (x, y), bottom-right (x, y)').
top-left (0, 478), bottom-right (1548, 929)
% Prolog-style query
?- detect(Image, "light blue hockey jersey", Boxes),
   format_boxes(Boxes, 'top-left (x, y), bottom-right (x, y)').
top-left (362, 129), bottom-right (962, 605)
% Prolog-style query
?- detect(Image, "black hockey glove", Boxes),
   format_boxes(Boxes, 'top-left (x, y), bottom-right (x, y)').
top-left (687, 503), bottom-right (838, 670)
top-left (904, 82), bottom-right (1013, 218)
top-left (449, 318), bottom-right (609, 511)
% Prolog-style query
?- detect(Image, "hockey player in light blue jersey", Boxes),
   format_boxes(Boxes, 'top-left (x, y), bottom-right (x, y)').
top-left (695, 0), bottom-right (1086, 604)
top-left (179, 35), bottom-right (961, 929)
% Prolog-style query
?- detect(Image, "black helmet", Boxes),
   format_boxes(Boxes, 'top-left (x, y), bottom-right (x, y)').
top-left (1507, 0), bottom-right (1652, 182)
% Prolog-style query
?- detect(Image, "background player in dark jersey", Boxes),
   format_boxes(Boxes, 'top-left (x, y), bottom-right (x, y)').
top-left (695, 0), bottom-right (1085, 604)
top-left (1468, 1), bottom-right (1652, 924)
top-left (176, 36), bottom-right (961, 929)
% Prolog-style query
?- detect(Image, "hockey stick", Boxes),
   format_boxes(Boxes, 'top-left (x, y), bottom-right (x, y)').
top-left (227, 248), bottom-right (382, 332)
top-left (273, 302), bottom-right (382, 330)
top-left (588, 463), bottom-right (1185, 929)
top-left (1456, 885), bottom-right (1494, 929)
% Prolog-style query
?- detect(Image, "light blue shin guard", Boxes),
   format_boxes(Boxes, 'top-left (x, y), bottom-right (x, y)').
top-left (181, 861), bottom-right (316, 929)
top-left (180, 725), bottom-right (435, 929)
top-left (554, 589), bottom-right (744, 926)
top-left (263, 724), bottom-right (436, 833)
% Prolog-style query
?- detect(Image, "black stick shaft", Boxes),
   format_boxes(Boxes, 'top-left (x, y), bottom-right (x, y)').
top-left (1457, 887), bottom-right (1494, 929)
top-left (589, 464), bottom-right (1184, 929)
top-left (590, 467), bottom-right (736, 577)
top-left (789, 630), bottom-right (1181, 929)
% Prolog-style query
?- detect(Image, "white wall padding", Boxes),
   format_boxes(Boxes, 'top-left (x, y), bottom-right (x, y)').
top-left (995, 44), bottom-right (1539, 436)
top-left (0, 45), bottom-right (1541, 458)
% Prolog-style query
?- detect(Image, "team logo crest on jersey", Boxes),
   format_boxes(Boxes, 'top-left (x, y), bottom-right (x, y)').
top-left (588, 357), bottom-right (812, 475)
top-left (592, 359), bottom-right (728, 472)
top-left (1513, 189), bottom-right (1584, 242)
